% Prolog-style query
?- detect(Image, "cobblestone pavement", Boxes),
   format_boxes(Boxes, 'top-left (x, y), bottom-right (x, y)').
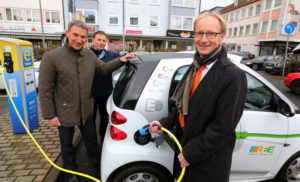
top-left (0, 111), bottom-right (61, 182)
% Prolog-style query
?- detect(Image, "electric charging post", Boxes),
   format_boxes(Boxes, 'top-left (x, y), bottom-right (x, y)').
top-left (0, 38), bottom-right (39, 134)
top-left (282, 23), bottom-right (295, 77)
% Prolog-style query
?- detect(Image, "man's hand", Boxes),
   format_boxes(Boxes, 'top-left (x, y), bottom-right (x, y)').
top-left (178, 152), bottom-right (190, 168)
top-left (120, 52), bottom-right (137, 63)
top-left (149, 121), bottom-right (163, 134)
top-left (49, 117), bottom-right (61, 127)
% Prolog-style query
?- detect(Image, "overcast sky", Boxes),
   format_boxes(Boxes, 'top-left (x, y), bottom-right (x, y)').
top-left (201, 0), bottom-right (233, 11)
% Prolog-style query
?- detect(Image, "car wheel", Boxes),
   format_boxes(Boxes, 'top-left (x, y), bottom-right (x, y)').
top-left (276, 152), bottom-right (300, 181)
top-left (251, 64), bottom-right (259, 71)
top-left (111, 164), bottom-right (171, 182)
top-left (291, 80), bottom-right (300, 95)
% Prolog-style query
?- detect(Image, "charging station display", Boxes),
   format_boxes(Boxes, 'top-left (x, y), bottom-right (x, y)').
top-left (0, 38), bottom-right (39, 134)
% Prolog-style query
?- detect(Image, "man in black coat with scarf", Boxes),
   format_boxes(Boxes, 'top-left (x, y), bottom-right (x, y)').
top-left (91, 31), bottom-right (120, 142)
top-left (150, 12), bottom-right (247, 182)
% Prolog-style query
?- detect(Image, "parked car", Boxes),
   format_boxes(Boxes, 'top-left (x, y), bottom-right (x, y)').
top-left (101, 53), bottom-right (300, 182)
top-left (264, 54), bottom-right (300, 75)
top-left (241, 55), bottom-right (279, 71)
top-left (229, 51), bottom-right (249, 60)
top-left (0, 61), bottom-right (39, 90)
top-left (241, 51), bottom-right (255, 59)
top-left (284, 72), bottom-right (300, 95)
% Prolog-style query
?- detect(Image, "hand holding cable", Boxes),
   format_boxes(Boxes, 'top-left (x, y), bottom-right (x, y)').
top-left (148, 121), bottom-right (186, 182)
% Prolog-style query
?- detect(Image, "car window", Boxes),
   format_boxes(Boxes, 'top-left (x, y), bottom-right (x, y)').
top-left (245, 73), bottom-right (274, 111)
top-left (169, 67), bottom-right (275, 112)
top-left (113, 64), bottom-right (136, 107)
top-left (169, 65), bottom-right (189, 97)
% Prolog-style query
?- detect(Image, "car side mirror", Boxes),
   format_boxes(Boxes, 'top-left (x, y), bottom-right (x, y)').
top-left (274, 95), bottom-right (295, 117)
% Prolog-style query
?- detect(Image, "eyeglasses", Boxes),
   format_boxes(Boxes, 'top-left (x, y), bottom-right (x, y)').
top-left (194, 32), bottom-right (222, 39)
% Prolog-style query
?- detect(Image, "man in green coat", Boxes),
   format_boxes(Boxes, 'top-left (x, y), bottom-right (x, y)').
top-left (39, 20), bottom-right (136, 182)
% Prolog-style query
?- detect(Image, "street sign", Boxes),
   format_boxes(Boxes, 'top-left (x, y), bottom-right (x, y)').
top-left (284, 23), bottom-right (295, 34)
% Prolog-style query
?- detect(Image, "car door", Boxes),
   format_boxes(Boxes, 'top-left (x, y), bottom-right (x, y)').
top-left (231, 73), bottom-right (288, 176)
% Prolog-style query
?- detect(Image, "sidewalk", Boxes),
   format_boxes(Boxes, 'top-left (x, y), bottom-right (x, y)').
top-left (0, 105), bottom-right (81, 182)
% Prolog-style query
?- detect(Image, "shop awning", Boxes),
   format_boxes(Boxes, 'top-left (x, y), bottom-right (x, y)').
top-left (0, 33), bottom-right (62, 40)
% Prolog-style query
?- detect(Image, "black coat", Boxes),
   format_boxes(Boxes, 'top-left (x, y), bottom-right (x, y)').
top-left (161, 49), bottom-right (247, 182)
top-left (91, 48), bottom-right (120, 100)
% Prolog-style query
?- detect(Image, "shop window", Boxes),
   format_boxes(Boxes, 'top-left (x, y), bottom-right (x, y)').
top-left (129, 16), bottom-right (139, 26)
top-left (45, 11), bottom-right (60, 24)
top-left (261, 21), bottom-right (268, 33)
top-left (0, 8), bottom-right (3, 21)
top-left (252, 23), bottom-right (258, 34)
top-left (245, 25), bottom-right (251, 35)
top-left (109, 14), bottom-right (119, 25)
top-left (6, 8), bottom-right (23, 22)
top-left (153, 40), bottom-right (166, 52)
top-left (26, 10), bottom-right (41, 23)
top-left (172, 0), bottom-right (195, 8)
top-left (298, 21), bottom-right (300, 32)
top-left (150, 16), bottom-right (158, 27)
top-left (75, 9), bottom-right (96, 24)
top-left (255, 4), bottom-right (261, 15)
top-left (171, 16), bottom-right (193, 30)
top-left (149, 0), bottom-right (160, 5)
top-left (260, 47), bottom-right (273, 56)
top-left (264, 0), bottom-right (272, 11)
top-left (270, 19), bottom-right (278, 32)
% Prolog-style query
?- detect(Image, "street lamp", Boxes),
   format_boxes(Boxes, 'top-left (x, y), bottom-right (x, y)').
top-left (122, 0), bottom-right (125, 51)
top-left (39, 0), bottom-right (46, 48)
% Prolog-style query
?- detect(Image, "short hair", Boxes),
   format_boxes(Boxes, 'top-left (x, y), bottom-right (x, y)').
top-left (68, 20), bottom-right (88, 33)
top-left (92, 31), bottom-right (107, 39)
top-left (194, 12), bottom-right (227, 34)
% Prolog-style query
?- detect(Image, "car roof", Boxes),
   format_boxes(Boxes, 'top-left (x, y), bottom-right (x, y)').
top-left (129, 53), bottom-right (194, 64)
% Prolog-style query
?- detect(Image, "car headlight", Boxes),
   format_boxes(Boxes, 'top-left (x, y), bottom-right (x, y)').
top-left (275, 63), bottom-right (282, 67)
top-left (245, 62), bottom-right (252, 65)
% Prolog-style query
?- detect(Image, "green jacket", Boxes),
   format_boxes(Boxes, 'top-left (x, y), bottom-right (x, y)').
top-left (39, 44), bottom-right (123, 126)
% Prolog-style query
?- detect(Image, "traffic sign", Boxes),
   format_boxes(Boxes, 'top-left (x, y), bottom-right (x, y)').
top-left (284, 23), bottom-right (295, 34)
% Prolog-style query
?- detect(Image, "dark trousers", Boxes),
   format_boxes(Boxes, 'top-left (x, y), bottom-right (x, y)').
top-left (93, 97), bottom-right (109, 140)
top-left (58, 117), bottom-right (100, 170)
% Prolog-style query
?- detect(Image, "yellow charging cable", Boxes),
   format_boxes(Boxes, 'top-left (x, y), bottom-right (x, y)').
top-left (1, 68), bottom-right (101, 182)
top-left (2, 67), bottom-right (186, 182)
top-left (160, 127), bottom-right (185, 182)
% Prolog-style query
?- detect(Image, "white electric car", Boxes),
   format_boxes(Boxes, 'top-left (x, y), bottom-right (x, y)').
top-left (101, 53), bottom-right (300, 182)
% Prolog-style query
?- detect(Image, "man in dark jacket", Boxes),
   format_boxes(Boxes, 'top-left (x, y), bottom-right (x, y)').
top-left (90, 31), bottom-right (120, 142)
top-left (39, 20), bottom-right (136, 182)
top-left (150, 12), bottom-right (247, 182)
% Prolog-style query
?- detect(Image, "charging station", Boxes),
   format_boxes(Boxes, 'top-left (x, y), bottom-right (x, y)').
top-left (0, 38), bottom-right (39, 134)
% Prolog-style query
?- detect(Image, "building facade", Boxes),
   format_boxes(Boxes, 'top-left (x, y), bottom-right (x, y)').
top-left (1, 0), bottom-right (201, 53)
top-left (221, 0), bottom-right (262, 56)
top-left (221, 0), bottom-right (300, 57)
top-left (0, 0), bottom-right (64, 48)
top-left (258, 0), bottom-right (300, 55)
top-left (97, 0), bottom-right (200, 52)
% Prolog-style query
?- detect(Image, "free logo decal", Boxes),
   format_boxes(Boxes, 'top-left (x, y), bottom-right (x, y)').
top-left (249, 146), bottom-right (275, 155)
top-left (22, 47), bottom-right (33, 67)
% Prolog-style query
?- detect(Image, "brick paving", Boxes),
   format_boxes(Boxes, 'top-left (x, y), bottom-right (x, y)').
top-left (0, 110), bottom-right (61, 182)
